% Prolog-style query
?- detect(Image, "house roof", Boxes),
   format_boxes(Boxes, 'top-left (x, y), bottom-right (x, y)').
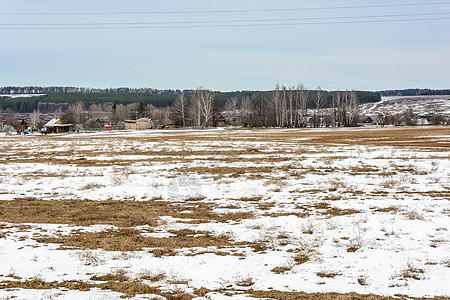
top-left (54, 124), bottom-right (74, 127)
top-left (136, 118), bottom-right (152, 122)
top-left (45, 118), bottom-right (63, 127)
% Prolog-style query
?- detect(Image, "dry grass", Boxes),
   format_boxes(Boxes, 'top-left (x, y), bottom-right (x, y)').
top-left (0, 198), bottom-right (253, 226)
top-left (234, 275), bottom-right (255, 287)
top-left (36, 228), bottom-right (234, 252)
top-left (374, 206), bottom-right (398, 213)
top-left (394, 262), bottom-right (426, 281)
top-left (90, 270), bottom-right (128, 282)
top-left (316, 271), bottom-right (341, 278)
top-left (247, 290), bottom-right (447, 300)
top-left (293, 253), bottom-right (310, 265)
top-left (271, 265), bottom-right (293, 274)
top-left (140, 271), bottom-right (166, 282)
top-left (0, 278), bottom-right (193, 299)
top-left (0, 278), bottom-right (445, 299)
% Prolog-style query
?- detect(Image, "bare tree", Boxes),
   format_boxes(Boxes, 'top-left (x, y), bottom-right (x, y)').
top-left (253, 92), bottom-right (271, 127)
top-left (190, 91), bottom-right (201, 126)
top-left (200, 89), bottom-right (216, 127)
top-left (224, 97), bottom-right (239, 125)
top-left (271, 85), bottom-right (282, 127)
top-left (313, 87), bottom-right (324, 127)
top-left (4, 108), bottom-right (17, 127)
top-left (335, 90), bottom-right (360, 127)
top-left (29, 109), bottom-right (41, 128)
top-left (239, 96), bottom-right (253, 127)
top-left (405, 107), bottom-right (417, 125)
top-left (348, 90), bottom-right (360, 126)
top-left (333, 91), bottom-right (343, 127)
top-left (115, 104), bottom-right (128, 121)
top-left (61, 109), bottom-right (76, 124)
top-left (151, 107), bottom-right (171, 127)
top-left (280, 86), bottom-right (287, 127)
top-left (54, 106), bottom-right (63, 119)
top-left (287, 87), bottom-right (294, 127)
top-left (192, 88), bottom-right (215, 127)
top-left (88, 103), bottom-right (103, 121)
top-left (68, 102), bottom-right (85, 125)
top-left (171, 92), bottom-right (188, 126)
top-left (296, 84), bottom-right (308, 127)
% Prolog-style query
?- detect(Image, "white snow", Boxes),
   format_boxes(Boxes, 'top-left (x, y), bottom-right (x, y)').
top-left (0, 127), bottom-right (449, 299)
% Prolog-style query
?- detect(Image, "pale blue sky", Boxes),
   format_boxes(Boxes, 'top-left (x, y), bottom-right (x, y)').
top-left (1, 0), bottom-right (449, 91)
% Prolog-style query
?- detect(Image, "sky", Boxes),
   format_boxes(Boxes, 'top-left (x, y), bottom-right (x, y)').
top-left (1, 0), bottom-right (449, 92)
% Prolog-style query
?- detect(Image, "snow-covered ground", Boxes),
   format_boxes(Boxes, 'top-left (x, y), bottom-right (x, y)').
top-left (0, 127), bottom-right (449, 299)
top-left (361, 95), bottom-right (450, 116)
top-left (0, 94), bottom-right (45, 98)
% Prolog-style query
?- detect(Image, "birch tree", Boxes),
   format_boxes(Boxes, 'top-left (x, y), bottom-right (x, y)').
top-left (348, 90), bottom-right (360, 126)
top-left (280, 86), bottom-right (287, 127)
top-left (333, 91), bottom-right (342, 127)
top-left (313, 87), bottom-right (324, 127)
top-left (287, 87), bottom-right (294, 127)
top-left (296, 84), bottom-right (308, 127)
top-left (171, 92), bottom-right (188, 126)
top-left (191, 88), bottom-right (216, 127)
top-left (198, 89), bottom-right (215, 126)
top-left (334, 90), bottom-right (360, 127)
top-left (271, 85), bottom-right (282, 127)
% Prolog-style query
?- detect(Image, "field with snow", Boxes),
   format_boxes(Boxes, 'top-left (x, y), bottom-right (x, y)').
top-left (361, 95), bottom-right (450, 116)
top-left (0, 127), bottom-right (449, 299)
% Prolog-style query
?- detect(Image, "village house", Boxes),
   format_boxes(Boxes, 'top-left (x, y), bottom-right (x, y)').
top-left (84, 118), bottom-right (105, 130)
top-left (362, 116), bottom-right (374, 124)
top-left (124, 118), bottom-right (153, 130)
top-left (214, 115), bottom-right (227, 127)
top-left (360, 114), bottom-right (387, 126)
top-left (43, 118), bottom-right (74, 133)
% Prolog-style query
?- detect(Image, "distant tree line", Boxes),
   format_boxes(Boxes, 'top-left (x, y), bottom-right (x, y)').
top-left (379, 89), bottom-right (450, 96)
top-left (0, 93), bottom-right (177, 113)
top-left (0, 86), bottom-right (380, 113)
top-left (0, 85), bottom-right (382, 130)
top-left (0, 86), bottom-right (187, 95)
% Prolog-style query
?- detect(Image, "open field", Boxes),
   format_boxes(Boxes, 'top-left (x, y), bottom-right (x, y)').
top-left (0, 127), bottom-right (449, 299)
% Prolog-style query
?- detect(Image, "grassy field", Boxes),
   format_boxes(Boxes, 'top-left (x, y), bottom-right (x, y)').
top-left (0, 126), bottom-right (449, 299)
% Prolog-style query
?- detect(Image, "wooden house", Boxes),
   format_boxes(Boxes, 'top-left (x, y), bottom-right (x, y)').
top-left (44, 118), bottom-right (74, 133)
top-left (214, 115), bottom-right (227, 127)
top-left (124, 118), bottom-right (152, 130)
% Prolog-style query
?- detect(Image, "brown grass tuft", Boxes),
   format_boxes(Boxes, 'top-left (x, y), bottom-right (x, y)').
top-left (35, 228), bottom-right (234, 252)
top-left (0, 198), bottom-right (253, 227)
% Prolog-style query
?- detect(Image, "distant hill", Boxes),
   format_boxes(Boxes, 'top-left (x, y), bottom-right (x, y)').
top-left (361, 95), bottom-right (450, 117)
